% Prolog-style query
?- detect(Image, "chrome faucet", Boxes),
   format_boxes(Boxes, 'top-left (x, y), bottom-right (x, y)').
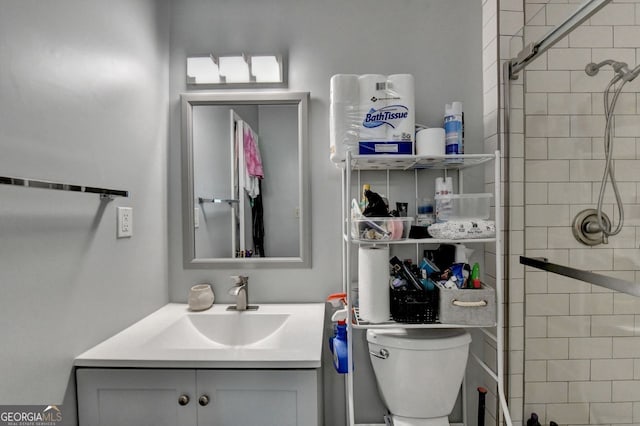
top-left (227, 276), bottom-right (258, 311)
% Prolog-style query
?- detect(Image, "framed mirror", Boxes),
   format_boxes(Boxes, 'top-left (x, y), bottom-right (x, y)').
top-left (181, 91), bottom-right (310, 268)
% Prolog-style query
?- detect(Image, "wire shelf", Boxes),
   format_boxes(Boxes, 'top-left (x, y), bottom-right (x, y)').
top-left (343, 153), bottom-right (496, 171)
top-left (350, 307), bottom-right (494, 329)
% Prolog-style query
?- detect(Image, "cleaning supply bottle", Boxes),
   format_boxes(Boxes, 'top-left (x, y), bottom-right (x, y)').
top-left (360, 184), bottom-right (370, 210)
top-left (329, 309), bottom-right (349, 374)
top-left (444, 102), bottom-right (464, 154)
top-left (471, 262), bottom-right (481, 289)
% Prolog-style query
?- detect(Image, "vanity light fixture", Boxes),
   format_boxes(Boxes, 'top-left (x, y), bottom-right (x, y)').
top-left (186, 53), bottom-right (285, 86)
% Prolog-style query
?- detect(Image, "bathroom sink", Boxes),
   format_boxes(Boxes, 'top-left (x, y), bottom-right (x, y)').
top-left (148, 311), bottom-right (290, 348)
top-left (74, 303), bottom-right (325, 368)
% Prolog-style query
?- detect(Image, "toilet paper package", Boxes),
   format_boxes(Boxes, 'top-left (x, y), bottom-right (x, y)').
top-left (329, 73), bottom-right (415, 162)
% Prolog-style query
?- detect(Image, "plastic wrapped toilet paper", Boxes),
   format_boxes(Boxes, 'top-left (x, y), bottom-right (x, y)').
top-left (358, 74), bottom-right (388, 143)
top-left (358, 245), bottom-right (390, 323)
top-left (386, 74), bottom-right (415, 144)
top-left (330, 74), bottom-right (359, 163)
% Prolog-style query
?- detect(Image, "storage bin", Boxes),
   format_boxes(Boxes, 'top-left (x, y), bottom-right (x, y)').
top-left (436, 282), bottom-right (496, 326)
top-left (351, 217), bottom-right (413, 241)
top-left (435, 193), bottom-right (492, 221)
top-left (390, 286), bottom-right (438, 324)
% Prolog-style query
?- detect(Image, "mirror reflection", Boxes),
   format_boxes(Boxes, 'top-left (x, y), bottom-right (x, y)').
top-left (181, 92), bottom-right (309, 267)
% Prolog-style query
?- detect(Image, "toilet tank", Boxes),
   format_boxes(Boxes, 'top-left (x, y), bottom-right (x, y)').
top-left (366, 328), bottom-right (471, 418)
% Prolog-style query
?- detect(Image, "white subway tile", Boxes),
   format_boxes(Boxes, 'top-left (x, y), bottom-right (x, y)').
top-left (592, 315), bottom-right (635, 337)
top-left (613, 248), bottom-right (640, 270)
top-left (590, 402), bottom-right (633, 424)
top-left (592, 359), bottom-right (635, 380)
top-left (592, 92), bottom-right (637, 116)
top-left (571, 115), bottom-right (606, 137)
top-left (549, 182), bottom-right (592, 204)
top-left (569, 248), bottom-right (614, 271)
top-left (614, 26), bottom-right (640, 48)
top-left (526, 316), bottom-right (548, 338)
top-left (525, 138), bottom-right (548, 159)
top-left (526, 160), bottom-right (570, 181)
top-left (592, 137), bottom-right (637, 159)
top-left (527, 293), bottom-right (570, 316)
top-left (546, 227), bottom-right (583, 250)
top-left (525, 382), bottom-right (568, 403)
top-left (570, 293), bottom-right (614, 315)
top-left (614, 293), bottom-right (640, 315)
top-left (526, 360), bottom-right (547, 381)
top-left (511, 326), bottom-right (525, 352)
top-left (548, 316), bottom-right (591, 338)
top-left (482, 0), bottom-right (497, 26)
top-left (548, 93), bottom-right (591, 115)
top-left (546, 3), bottom-right (578, 26)
top-left (511, 350), bottom-right (524, 376)
top-left (525, 93), bottom-right (548, 115)
top-left (500, 10), bottom-right (524, 36)
top-left (548, 48), bottom-right (592, 71)
top-left (591, 182), bottom-right (637, 206)
top-left (526, 271), bottom-right (549, 293)
top-left (614, 116), bottom-right (640, 138)
top-left (613, 337), bottom-right (640, 358)
top-left (526, 337), bottom-right (569, 359)
top-left (570, 159), bottom-right (607, 181)
top-left (623, 204), bottom-right (640, 226)
top-left (547, 272), bottom-right (593, 293)
top-left (525, 3), bottom-right (546, 25)
top-left (569, 337), bottom-right (612, 359)
top-left (527, 115), bottom-right (571, 137)
top-left (571, 68), bottom-right (616, 92)
top-left (569, 381), bottom-right (612, 403)
top-left (548, 359), bottom-right (590, 382)
top-left (634, 359), bottom-right (640, 379)
top-left (526, 182), bottom-right (548, 204)
top-left (613, 380), bottom-right (640, 402)
top-left (590, 3), bottom-right (635, 25)
top-left (526, 227), bottom-right (548, 249)
top-left (526, 204), bottom-right (571, 226)
top-left (569, 26), bottom-right (614, 48)
top-left (501, 0), bottom-right (522, 12)
top-left (483, 13), bottom-right (498, 49)
top-left (549, 137), bottom-right (592, 159)
top-left (546, 403), bottom-right (590, 425)
top-left (527, 70), bottom-right (571, 92)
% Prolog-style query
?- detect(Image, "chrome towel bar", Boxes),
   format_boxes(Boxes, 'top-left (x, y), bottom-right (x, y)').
top-left (0, 176), bottom-right (128, 200)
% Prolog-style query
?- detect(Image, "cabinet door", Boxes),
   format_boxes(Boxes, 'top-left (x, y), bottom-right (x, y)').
top-left (76, 368), bottom-right (197, 426)
top-left (196, 369), bottom-right (319, 426)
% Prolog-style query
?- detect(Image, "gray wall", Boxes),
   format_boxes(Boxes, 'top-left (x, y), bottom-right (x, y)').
top-left (168, 0), bottom-right (482, 424)
top-left (0, 1), bottom-right (170, 424)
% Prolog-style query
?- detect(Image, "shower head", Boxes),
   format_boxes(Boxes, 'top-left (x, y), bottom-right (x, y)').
top-left (586, 60), bottom-right (640, 83)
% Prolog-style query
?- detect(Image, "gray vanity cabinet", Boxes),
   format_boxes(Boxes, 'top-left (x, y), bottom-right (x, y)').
top-left (76, 369), bottom-right (197, 426)
top-left (76, 368), bottom-right (320, 426)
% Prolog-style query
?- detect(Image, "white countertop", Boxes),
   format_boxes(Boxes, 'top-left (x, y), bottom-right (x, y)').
top-left (75, 303), bottom-right (326, 369)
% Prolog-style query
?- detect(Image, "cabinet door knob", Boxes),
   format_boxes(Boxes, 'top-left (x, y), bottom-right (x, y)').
top-left (198, 395), bottom-right (210, 406)
top-left (178, 395), bottom-right (190, 406)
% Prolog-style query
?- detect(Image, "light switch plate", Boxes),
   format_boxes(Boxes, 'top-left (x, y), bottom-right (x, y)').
top-left (117, 207), bottom-right (133, 238)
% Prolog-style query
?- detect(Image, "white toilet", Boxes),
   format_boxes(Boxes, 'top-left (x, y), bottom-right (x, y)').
top-left (366, 328), bottom-right (472, 426)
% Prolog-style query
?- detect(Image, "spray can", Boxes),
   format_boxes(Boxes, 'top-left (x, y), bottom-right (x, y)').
top-left (444, 102), bottom-right (464, 154)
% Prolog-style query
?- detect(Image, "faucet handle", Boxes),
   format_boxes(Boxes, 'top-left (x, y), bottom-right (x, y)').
top-left (230, 275), bottom-right (248, 286)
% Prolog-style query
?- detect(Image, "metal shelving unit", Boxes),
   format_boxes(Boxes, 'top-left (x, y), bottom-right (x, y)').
top-left (339, 150), bottom-right (512, 426)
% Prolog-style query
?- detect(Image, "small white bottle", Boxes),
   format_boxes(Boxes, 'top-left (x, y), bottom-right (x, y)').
top-left (444, 102), bottom-right (463, 155)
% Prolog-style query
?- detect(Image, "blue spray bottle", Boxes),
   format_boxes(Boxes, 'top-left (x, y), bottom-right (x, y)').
top-left (329, 309), bottom-right (349, 374)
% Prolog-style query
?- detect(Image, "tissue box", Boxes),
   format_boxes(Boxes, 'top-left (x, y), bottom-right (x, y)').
top-left (436, 282), bottom-right (496, 326)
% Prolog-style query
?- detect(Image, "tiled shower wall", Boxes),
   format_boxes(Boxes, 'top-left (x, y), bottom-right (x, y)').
top-left (520, 0), bottom-right (640, 424)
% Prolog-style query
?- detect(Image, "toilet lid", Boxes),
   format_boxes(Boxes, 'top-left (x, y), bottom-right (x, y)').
top-left (366, 328), bottom-right (471, 350)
